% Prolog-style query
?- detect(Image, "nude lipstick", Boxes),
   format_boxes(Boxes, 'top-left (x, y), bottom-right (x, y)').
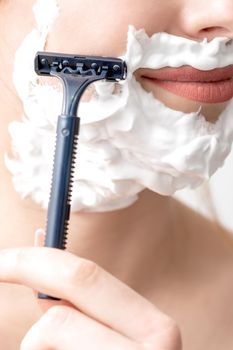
top-left (140, 65), bottom-right (233, 103)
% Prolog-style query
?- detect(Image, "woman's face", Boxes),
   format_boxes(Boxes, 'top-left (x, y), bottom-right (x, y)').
top-left (2, 0), bottom-right (233, 211)
top-left (45, 0), bottom-right (233, 120)
top-left (2, 0), bottom-right (233, 119)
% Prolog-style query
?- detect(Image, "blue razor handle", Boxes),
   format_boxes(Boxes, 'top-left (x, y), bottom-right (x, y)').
top-left (34, 52), bottom-right (127, 300)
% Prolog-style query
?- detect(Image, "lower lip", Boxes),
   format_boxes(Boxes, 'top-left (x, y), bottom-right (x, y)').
top-left (142, 77), bottom-right (233, 103)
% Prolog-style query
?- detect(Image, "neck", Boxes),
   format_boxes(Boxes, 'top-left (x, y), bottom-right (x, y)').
top-left (67, 189), bottom-right (182, 292)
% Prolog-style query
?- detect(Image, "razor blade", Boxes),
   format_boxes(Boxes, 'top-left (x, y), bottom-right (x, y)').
top-left (35, 52), bottom-right (126, 79)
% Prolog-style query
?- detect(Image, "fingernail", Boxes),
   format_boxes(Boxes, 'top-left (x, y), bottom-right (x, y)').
top-left (34, 229), bottom-right (45, 247)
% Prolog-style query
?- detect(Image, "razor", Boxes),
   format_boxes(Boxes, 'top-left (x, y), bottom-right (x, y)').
top-left (34, 52), bottom-right (127, 300)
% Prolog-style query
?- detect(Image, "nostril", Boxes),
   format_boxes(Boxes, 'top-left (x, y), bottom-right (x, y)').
top-left (198, 26), bottom-right (232, 41)
top-left (202, 26), bottom-right (223, 33)
top-left (200, 26), bottom-right (231, 37)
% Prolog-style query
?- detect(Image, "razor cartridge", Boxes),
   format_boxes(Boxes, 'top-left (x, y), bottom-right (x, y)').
top-left (35, 52), bottom-right (127, 300)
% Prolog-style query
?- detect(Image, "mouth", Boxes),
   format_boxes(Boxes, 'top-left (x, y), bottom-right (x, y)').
top-left (140, 65), bottom-right (233, 103)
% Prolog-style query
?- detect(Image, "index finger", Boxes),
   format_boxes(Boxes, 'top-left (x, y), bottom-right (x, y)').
top-left (0, 247), bottom-right (173, 344)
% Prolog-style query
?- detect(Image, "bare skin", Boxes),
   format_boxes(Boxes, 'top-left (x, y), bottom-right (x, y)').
top-left (0, 0), bottom-right (233, 349)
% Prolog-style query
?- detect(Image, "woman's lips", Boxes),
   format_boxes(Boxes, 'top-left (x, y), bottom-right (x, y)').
top-left (140, 66), bottom-right (233, 103)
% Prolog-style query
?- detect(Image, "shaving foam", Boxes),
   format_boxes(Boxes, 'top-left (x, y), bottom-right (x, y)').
top-left (5, 0), bottom-right (233, 212)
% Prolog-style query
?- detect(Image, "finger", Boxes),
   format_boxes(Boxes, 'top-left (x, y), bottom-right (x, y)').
top-left (0, 247), bottom-right (175, 344)
top-left (33, 229), bottom-right (45, 299)
top-left (21, 305), bottom-right (139, 350)
top-left (33, 230), bottom-right (75, 313)
top-left (34, 230), bottom-right (66, 311)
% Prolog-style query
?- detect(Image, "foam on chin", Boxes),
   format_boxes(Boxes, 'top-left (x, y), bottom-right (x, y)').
top-left (5, 0), bottom-right (233, 212)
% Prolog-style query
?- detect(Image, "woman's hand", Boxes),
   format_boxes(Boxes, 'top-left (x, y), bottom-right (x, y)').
top-left (0, 241), bottom-right (182, 349)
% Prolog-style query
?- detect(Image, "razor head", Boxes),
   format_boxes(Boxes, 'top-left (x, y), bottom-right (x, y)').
top-left (35, 52), bottom-right (127, 81)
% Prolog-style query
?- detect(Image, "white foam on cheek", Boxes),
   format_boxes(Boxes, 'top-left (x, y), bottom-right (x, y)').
top-left (5, 0), bottom-right (233, 212)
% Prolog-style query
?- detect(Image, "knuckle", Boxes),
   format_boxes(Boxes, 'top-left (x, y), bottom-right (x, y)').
top-left (141, 315), bottom-right (182, 350)
top-left (15, 248), bottom-right (27, 267)
top-left (67, 258), bottom-right (100, 287)
top-left (164, 321), bottom-right (182, 350)
top-left (156, 318), bottom-right (183, 350)
top-left (13, 248), bottom-right (30, 277)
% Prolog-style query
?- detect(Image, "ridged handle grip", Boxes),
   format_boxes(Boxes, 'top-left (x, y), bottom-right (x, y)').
top-left (38, 114), bottom-right (80, 300)
top-left (46, 115), bottom-right (79, 249)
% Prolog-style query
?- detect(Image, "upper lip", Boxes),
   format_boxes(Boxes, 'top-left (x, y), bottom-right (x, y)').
top-left (140, 65), bottom-right (233, 82)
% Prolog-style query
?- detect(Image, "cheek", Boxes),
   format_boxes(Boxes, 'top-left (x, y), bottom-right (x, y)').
top-left (5, 0), bottom-right (173, 60)
top-left (46, 3), bottom-right (129, 56)
top-left (45, 0), bottom-right (171, 57)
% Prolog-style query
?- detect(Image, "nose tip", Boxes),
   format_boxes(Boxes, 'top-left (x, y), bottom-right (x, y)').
top-left (177, 1), bottom-right (233, 42)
